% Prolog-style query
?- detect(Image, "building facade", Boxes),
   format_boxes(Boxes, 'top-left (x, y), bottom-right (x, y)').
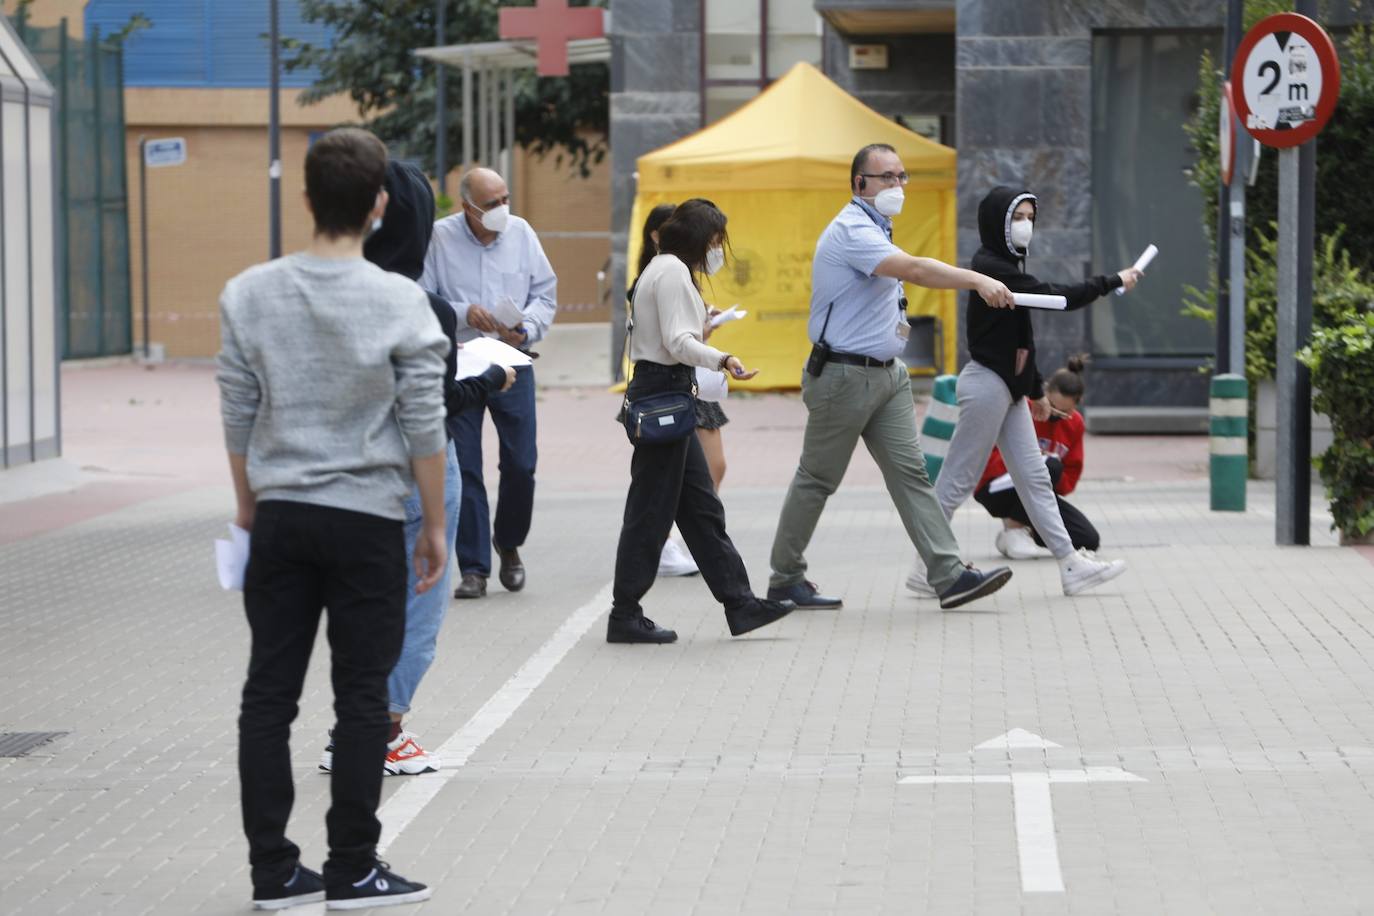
top-left (611, 0), bottom-right (1374, 425)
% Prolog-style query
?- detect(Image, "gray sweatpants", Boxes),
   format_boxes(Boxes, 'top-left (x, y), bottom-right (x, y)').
top-left (933, 361), bottom-right (1075, 559)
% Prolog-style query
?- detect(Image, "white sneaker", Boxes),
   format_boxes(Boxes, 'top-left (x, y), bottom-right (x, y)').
top-left (657, 538), bottom-right (699, 577)
top-left (383, 731), bottom-right (441, 775)
top-left (904, 557), bottom-right (937, 598)
top-left (1059, 548), bottom-right (1127, 596)
top-left (996, 527), bottom-right (1054, 560)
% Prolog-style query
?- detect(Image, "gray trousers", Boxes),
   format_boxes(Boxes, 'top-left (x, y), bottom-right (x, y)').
top-left (770, 360), bottom-right (966, 592)
top-left (934, 361), bottom-right (1075, 559)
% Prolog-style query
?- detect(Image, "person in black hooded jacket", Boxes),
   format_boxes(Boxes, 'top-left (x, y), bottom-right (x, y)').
top-left (317, 160), bottom-right (514, 777)
top-left (908, 186), bottom-right (1138, 598)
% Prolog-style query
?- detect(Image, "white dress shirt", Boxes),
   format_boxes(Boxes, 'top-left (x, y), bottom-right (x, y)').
top-left (421, 212), bottom-right (558, 346)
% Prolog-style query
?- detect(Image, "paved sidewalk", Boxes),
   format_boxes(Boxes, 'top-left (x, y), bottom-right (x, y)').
top-left (3, 364), bottom-right (1373, 915)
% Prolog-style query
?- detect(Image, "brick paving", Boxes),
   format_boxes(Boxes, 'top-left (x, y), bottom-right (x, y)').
top-left (2, 362), bottom-right (1373, 915)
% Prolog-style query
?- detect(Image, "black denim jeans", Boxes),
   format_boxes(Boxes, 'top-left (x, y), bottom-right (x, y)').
top-left (973, 457), bottom-right (1101, 551)
top-left (612, 361), bottom-right (754, 620)
top-left (238, 500), bottom-right (405, 888)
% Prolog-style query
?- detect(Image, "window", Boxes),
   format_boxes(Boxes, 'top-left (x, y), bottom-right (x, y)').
top-left (702, 0), bottom-right (821, 125)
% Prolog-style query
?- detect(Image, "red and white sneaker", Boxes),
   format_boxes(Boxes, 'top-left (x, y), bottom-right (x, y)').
top-left (318, 730), bottom-right (442, 776)
top-left (383, 731), bottom-right (441, 776)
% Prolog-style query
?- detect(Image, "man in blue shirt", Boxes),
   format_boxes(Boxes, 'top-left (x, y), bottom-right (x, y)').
top-left (422, 167), bottom-right (558, 600)
top-left (766, 143), bottom-right (1016, 611)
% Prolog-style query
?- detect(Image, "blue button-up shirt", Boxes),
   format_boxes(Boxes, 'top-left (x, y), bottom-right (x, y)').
top-left (809, 197), bottom-right (905, 361)
top-left (421, 213), bottom-right (558, 346)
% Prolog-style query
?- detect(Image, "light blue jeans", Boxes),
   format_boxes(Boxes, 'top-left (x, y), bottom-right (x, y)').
top-left (387, 440), bottom-right (461, 716)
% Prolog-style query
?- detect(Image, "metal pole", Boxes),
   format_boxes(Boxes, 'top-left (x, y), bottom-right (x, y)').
top-left (58, 18), bottom-right (70, 360)
top-left (1227, 136), bottom-right (1247, 376)
top-left (504, 67), bottom-right (515, 206)
top-left (1214, 0), bottom-right (1244, 374)
top-left (462, 56), bottom-right (472, 171)
top-left (477, 65), bottom-right (488, 167)
top-left (139, 137), bottom-right (149, 359)
top-left (269, 0), bottom-right (282, 259)
top-left (435, 0), bottom-right (448, 195)
top-left (92, 25), bottom-right (106, 355)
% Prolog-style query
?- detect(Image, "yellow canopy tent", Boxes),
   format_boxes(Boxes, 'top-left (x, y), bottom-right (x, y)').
top-left (627, 61), bottom-right (957, 390)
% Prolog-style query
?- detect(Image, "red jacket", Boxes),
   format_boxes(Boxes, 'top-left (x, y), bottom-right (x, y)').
top-left (977, 408), bottom-right (1085, 496)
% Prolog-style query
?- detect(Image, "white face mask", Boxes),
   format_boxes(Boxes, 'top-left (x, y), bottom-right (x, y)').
top-left (873, 187), bottom-right (905, 217)
top-left (704, 246), bottom-right (725, 276)
top-left (472, 201), bottom-right (510, 233)
top-left (1010, 219), bottom-right (1034, 250)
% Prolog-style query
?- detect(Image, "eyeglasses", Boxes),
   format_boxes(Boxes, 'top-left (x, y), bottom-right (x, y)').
top-left (860, 171), bottom-right (909, 185)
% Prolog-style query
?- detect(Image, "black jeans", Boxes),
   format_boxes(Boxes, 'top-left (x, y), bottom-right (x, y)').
top-left (612, 362), bottom-right (753, 620)
top-left (238, 500), bottom-right (406, 888)
top-left (973, 457), bottom-right (1101, 551)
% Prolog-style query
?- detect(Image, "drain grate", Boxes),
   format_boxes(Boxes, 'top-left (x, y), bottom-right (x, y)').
top-left (0, 732), bottom-right (69, 757)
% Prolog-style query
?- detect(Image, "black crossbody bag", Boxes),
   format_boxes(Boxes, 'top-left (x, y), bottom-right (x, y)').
top-left (806, 302), bottom-right (836, 377)
top-left (618, 289), bottom-right (698, 445)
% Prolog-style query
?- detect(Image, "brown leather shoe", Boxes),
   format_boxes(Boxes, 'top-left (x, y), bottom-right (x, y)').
top-left (497, 547), bottom-right (525, 592)
top-left (453, 573), bottom-right (487, 599)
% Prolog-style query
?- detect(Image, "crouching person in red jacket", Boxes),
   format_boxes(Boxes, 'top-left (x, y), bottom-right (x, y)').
top-left (973, 355), bottom-right (1100, 559)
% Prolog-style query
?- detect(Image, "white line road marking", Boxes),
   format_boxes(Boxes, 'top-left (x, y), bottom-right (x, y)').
top-left (376, 582), bottom-right (612, 854)
top-left (899, 731), bottom-right (1147, 894)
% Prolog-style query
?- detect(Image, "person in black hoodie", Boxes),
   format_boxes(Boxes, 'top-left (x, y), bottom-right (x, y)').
top-left (317, 160), bottom-right (514, 777)
top-left (909, 186), bottom-right (1137, 597)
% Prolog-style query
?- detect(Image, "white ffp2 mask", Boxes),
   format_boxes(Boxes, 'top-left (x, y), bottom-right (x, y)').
top-left (1010, 219), bottom-right (1034, 250)
top-left (704, 246), bottom-right (725, 276)
top-left (873, 187), bottom-right (905, 217)
top-left (476, 203), bottom-right (510, 233)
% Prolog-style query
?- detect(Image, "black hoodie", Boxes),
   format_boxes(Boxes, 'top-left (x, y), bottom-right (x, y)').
top-left (364, 161), bottom-right (507, 426)
top-left (967, 186), bottom-right (1121, 401)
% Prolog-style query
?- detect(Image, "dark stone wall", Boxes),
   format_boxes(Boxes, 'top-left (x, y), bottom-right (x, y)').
top-left (607, 0), bottom-right (702, 378)
top-left (821, 26), bottom-right (955, 128)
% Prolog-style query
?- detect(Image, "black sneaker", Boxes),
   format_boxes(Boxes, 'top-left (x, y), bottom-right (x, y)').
top-left (252, 864), bottom-right (325, 910)
top-left (724, 597), bottom-right (796, 636)
top-left (607, 615), bottom-right (678, 643)
top-left (326, 862), bottom-right (432, 910)
top-left (938, 564), bottom-right (1013, 610)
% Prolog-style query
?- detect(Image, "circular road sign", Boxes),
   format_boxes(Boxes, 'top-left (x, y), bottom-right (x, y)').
top-left (1231, 12), bottom-right (1341, 148)
top-left (1220, 80), bottom-right (1236, 186)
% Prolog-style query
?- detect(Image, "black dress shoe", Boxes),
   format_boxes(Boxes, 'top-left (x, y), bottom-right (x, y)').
top-left (938, 565), bottom-right (1012, 610)
top-left (766, 580), bottom-right (843, 609)
top-left (724, 597), bottom-right (796, 636)
top-left (453, 573), bottom-right (487, 599)
top-left (497, 547), bottom-right (526, 592)
top-left (607, 616), bottom-right (678, 644)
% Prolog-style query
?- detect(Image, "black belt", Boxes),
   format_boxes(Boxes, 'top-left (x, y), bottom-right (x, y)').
top-left (828, 351), bottom-right (893, 368)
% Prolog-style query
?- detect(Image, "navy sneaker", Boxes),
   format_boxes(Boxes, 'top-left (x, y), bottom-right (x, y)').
top-left (938, 565), bottom-right (1013, 610)
top-left (326, 862), bottom-right (431, 910)
top-left (252, 864), bottom-right (325, 910)
top-left (766, 580), bottom-right (843, 609)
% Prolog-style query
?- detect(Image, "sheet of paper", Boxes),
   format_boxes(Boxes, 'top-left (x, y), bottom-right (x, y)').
top-left (489, 295), bottom-right (525, 329)
top-left (461, 335), bottom-right (533, 368)
top-left (695, 366), bottom-right (728, 402)
top-left (709, 305), bottom-right (747, 329)
top-left (455, 346), bottom-right (492, 380)
top-left (987, 473), bottom-right (1014, 494)
top-left (1013, 293), bottom-right (1067, 310)
top-left (1116, 243), bottom-right (1159, 296)
top-left (215, 523), bottom-right (250, 591)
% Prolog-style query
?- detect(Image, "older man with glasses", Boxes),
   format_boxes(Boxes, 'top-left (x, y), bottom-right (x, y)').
top-left (764, 143), bottom-right (1018, 612)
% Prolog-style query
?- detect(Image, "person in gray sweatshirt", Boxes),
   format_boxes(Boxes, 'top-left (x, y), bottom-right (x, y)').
top-left (216, 128), bottom-right (444, 911)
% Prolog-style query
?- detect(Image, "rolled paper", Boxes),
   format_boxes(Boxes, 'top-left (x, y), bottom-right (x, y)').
top-left (1013, 293), bottom-right (1068, 310)
top-left (1117, 243), bottom-right (1159, 295)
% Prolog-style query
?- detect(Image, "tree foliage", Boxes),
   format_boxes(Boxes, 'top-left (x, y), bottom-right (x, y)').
top-left (284, 0), bottom-right (609, 177)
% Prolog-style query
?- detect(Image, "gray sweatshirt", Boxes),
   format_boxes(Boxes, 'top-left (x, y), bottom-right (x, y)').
top-left (217, 253), bottom-right (448, 521)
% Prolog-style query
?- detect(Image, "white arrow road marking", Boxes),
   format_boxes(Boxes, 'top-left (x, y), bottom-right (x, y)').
top-left (900, 732), bottom-right (1147, 894)
top-left (974, 728), bottom-right (1063, 750)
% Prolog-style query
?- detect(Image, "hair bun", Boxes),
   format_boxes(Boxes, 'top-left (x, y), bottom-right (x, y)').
top-left (1065, 353), bottom-right (1090, 374)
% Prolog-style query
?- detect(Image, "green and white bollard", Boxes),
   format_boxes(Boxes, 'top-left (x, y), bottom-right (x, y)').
top-left (1209, 374), bottom-right (1248, 511)
top-left (920, 374), bottom-right (959, 482)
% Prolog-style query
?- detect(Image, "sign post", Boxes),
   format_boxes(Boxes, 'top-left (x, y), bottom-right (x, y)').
top-left (138, 137), bottom-right (187, 361)
top-left (1231, 10), bottom-right (1340, 545)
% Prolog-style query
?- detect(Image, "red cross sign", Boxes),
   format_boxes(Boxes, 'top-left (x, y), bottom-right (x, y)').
top-left (499, 0), bottom-right (605, 77)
